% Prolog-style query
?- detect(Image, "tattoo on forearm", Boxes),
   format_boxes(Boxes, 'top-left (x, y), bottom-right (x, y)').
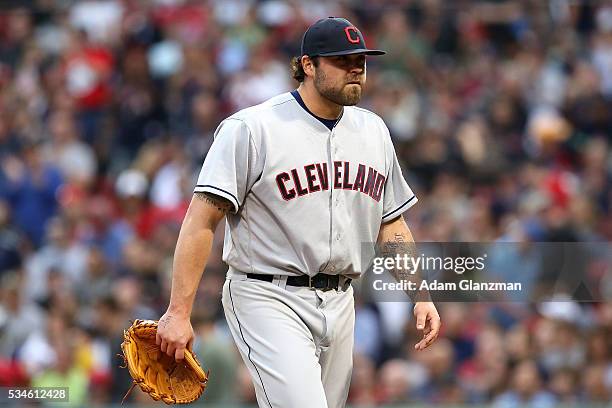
top-left (380, 232), bottom-right (417, 280)
top-left (194, 192), bottom-right (233, 213)
top-left (380, 232), bottom-right (429, 302)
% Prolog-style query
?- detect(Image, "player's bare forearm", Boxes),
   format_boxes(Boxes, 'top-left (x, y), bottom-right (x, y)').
top-left (166, 192), bottom-right (231, 318)
top-left (377, 215), bottom-right (430, 302)
top-left (377, 215), bottom-right (441, 350)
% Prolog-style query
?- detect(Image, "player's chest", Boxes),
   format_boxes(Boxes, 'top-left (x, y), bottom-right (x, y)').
top-left (260, 128), bottom-right (387, 202)
top-left (266, 126), bottom-right (386, 167)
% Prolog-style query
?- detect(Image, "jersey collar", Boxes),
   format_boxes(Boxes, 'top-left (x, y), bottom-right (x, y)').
top-left (290, 90), bottom-right (343, 131)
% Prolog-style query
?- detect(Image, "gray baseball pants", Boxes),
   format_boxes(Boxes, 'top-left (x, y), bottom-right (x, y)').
top-left (222, 272), bottom-right (355, 408)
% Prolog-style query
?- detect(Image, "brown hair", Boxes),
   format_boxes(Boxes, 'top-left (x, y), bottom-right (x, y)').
top-left (290, 56), bottom-right (319, 82)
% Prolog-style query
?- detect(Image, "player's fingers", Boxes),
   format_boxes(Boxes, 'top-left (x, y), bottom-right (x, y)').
top-left (165, 343), bottom-right (176, 358)
top-left (415, 330), bottom-right (436, 350)
top-left (160, 339), bottom-right (168, 353)
top-left (415, 312), bottom-right (426, 330)
top-left (175, 346), bottom-right (185, 361)
top-left (422, 326), bottom-right (438, 347)
top-left (421, 315), bottom-right (442, 348)
top-left (156, 332), bottom-right (161, 346)
top-left (429, 314), bottom-right (441, 336)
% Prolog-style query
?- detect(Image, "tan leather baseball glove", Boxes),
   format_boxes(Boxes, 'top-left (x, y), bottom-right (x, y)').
top-left (120, 319), bottom-right (208, 404)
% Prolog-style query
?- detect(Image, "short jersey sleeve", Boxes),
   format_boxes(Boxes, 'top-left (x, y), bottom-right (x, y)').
top-left (381, 127), bottom-right (418, 222)
top-left (194, 118), bottom-right (261, 213)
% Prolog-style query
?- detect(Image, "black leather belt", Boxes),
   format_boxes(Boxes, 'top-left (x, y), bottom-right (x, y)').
top-left (246, 273), bottom-right (351, 291)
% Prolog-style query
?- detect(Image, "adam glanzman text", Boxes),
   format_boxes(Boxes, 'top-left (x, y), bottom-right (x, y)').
top-left (370, 254), bottom-right (522, 292)
top-left (372, 279), bottom-right (522, 292)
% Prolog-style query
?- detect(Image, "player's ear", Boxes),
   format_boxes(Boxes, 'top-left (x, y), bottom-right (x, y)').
top-left (302, 55), bottom-right (316, 78)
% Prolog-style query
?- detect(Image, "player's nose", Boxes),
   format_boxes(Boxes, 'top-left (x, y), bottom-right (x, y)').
top-left (350, 65), bottom-right (364, 73)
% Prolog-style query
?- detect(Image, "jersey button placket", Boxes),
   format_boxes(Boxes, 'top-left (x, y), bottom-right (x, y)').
top-left (329, 131), bottom-right (337, 274)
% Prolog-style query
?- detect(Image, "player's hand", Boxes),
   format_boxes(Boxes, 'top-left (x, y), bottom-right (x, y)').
top-left (413, 301), bottom-right (441, 351)
top-left (156, 310), bottom-right (195, 361)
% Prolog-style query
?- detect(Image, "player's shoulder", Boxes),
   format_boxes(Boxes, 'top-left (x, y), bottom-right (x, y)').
top-left (225, 93), bottom-right (296, 125)
top-left (214, 93), bottom-right (296, 141)
top-left (345, 106), bottom-right (389, 134)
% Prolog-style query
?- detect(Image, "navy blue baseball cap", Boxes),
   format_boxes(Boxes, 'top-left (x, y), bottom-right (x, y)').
top-left (301, 17), bottom-right (386, 57)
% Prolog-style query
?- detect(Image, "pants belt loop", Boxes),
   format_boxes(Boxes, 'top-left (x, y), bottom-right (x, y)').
top-left (340, 276), bottom-right (351, 291)
top-left (274, 275), bottom-right (288, 289)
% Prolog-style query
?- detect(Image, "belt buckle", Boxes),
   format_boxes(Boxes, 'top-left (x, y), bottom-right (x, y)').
top-left (321, 275), bottom-right (333, 292)
top-left (310, 274), bottom-right (327, 291)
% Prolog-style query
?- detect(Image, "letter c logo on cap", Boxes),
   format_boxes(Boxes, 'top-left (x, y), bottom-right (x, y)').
top-left (344, 27), bottom-right (360, 44)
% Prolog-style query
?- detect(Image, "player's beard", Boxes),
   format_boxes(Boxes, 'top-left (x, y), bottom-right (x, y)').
top-left (314, 69), bottom-right (363, 106)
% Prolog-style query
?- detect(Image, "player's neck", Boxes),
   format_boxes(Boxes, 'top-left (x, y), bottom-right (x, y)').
top-left (296, 85), bottom-right (343, 120)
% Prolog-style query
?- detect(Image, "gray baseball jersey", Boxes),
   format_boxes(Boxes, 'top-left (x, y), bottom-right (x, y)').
top-left (195, 91), bottom-right (417, 278)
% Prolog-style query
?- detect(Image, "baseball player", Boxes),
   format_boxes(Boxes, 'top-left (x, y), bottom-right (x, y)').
top-left (156, 17), bottom-right (441, 408)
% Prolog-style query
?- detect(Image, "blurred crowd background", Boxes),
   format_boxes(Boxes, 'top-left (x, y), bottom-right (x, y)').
top-left (0, 0), bottom-right (611, 406)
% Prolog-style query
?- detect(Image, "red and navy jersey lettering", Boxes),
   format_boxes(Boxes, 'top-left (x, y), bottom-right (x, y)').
top-left (373, 173), bottom-right (385, 201)
top-left (333, 161), bottom-right (343, 189)
top-left (275, 162), bottom-right (384, 202)
top-left (342, 161), bottom-right (353, 190)
top-left (291, 169), bottom-right (309, 196)
top-left (276, 172), bottom-right (295, 201)
top-left (353, 164), bottom-right (366, 192)
top-left (316, 163), bottom-right (328, 190)
top-left (363, 167), bottom-right (377, 196)
top-left (304, 164), bottom-right (319, 193)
